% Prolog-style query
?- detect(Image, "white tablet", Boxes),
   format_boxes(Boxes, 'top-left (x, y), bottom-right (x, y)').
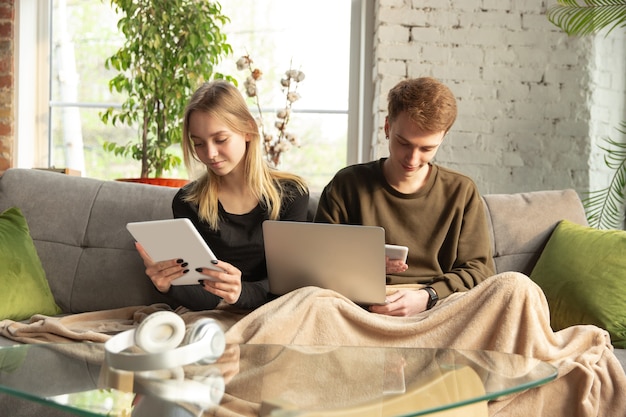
top-left (126, 218), bottom-right (223, 286)
top-left (385, 244), bottom-right (409, 263)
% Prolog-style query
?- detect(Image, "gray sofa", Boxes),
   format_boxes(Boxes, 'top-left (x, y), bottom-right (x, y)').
top-left (0, 168), bottom-right (625, 415)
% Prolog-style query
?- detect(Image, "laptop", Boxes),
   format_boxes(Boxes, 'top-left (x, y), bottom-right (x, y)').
top-left (262, 220), bottom-right (387, 305)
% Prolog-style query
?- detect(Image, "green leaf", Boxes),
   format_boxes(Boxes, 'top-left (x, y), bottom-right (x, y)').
top-left (547, 0), bottom-right (626, 36)
top-left (583, 121), bottom-right (626, 229)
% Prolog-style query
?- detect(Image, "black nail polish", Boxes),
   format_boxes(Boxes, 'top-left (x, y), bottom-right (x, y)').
top-left (181, 262), bottom-right (188, 268)
top-left (195, 267), bottom-right (203, 272)
top-left (211, 259), bottom-right (218, 264)
top-left (176, 259), bottom-right (184, 264)
top-left (183, 269), bottom-right (189, 274)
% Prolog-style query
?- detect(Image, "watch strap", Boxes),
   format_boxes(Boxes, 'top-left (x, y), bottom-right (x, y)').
top-left (423, 286), bottom-right (438, 310)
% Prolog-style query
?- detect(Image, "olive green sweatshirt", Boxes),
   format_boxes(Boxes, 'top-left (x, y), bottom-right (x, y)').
top-left (314, 158), bottom-right (495, 299)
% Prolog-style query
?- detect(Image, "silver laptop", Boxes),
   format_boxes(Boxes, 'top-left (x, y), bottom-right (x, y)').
top-left (262, 220), bottom-right (387, 305)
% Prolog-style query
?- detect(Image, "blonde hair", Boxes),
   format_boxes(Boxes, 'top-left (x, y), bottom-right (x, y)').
top-left (387, 77), bottom-right (457, 133)
top-left (181, 81), bottom-right (307, 230)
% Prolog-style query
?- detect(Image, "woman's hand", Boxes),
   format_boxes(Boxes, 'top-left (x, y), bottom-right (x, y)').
top-left (369, 289), bottom-right (429, 316)
top-left (135, 242), bottom-right (189, 293)
top-left (386, 256), bottom-right (408, 274)
top-left (196, 260), bottom-right (243, 305)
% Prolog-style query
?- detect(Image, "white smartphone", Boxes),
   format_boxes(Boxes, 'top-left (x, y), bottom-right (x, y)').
top-left (385, 244), bottom-right (409, 263)
top-left (127, 218), bottom-right (224, 286)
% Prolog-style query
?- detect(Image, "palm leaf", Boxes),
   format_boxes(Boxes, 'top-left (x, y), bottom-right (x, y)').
top-left (583, 121), bottom-right (626, 229)
top-left (547, 0), bottom-right (626, 36)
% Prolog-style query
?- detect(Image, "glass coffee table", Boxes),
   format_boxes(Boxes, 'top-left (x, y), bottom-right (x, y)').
top-left (0, 343), bottom-right (556, 417)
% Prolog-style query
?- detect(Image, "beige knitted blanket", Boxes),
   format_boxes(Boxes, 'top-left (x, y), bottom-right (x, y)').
top-left (1, 272), bottom-right (625, 417)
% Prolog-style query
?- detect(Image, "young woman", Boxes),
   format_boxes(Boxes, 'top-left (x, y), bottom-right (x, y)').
top-left (136, 80), bottom-right (309, 311)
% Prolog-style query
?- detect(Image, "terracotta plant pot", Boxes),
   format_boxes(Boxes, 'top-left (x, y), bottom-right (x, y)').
top-left (116, 178), bottom-right (189, 188)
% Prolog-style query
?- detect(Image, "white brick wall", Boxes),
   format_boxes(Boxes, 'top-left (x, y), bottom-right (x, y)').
top-left (371, 0), bottom-right (625, 197)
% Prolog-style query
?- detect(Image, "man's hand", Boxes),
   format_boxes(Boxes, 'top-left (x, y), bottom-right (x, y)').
top-left (386, 256), bottom-right (408, 274)
top-left (369, 289), bottom-right (430, 316)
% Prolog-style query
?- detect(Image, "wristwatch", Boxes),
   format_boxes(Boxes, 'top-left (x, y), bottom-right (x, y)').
top-left (423, 287), bottom-right (438, 310)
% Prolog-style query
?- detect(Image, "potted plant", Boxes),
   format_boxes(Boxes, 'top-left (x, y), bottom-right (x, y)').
top-left (100, 0), bottom-right (233, 186)
top-left (547, 0), bottom-right (626, 229)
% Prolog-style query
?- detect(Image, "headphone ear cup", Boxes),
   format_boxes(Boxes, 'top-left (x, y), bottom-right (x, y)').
top-left (184, 318), bottom-right (226, 364)
top-left (135, 311), bottom-right (186, 354)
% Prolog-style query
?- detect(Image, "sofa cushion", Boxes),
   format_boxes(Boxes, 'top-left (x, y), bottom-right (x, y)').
top-left (0, 207), bottom-right (61, 320)
top-left (529, 219), bottom-right (626, 348)
top-left (482, 189), bottom-right (588, 276)
top-left (0, 169), bottom-right (179, 313)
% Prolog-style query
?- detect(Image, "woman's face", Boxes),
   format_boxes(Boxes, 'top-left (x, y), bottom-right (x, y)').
top-left (188, 111), bottom-right (249, 178)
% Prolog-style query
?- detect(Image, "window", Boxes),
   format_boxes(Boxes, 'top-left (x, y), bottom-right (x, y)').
top-left (49, 1), bottom-right (130, 178)
top-left (16, 0), bottom-right (372, 191)
top-left (216, 0), bottom-right (351, 190)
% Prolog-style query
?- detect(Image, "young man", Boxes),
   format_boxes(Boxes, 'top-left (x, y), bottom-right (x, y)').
top-left (229, 77), bottom-right (626, 413)
top-left (314, 77), bottom-right (494, 316)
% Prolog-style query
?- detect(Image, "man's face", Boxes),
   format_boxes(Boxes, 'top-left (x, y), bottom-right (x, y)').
top-left (385, 112), bottom-right (445, 179)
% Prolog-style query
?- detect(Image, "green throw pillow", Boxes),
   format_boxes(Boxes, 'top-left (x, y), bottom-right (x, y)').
top-left (530, 219), bottom-right (626, 348)
top-left (0, 207), bottom-right (61, 320)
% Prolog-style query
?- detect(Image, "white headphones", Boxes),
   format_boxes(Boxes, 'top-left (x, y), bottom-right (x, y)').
top-left (104, 311), bottom-right (226, 371)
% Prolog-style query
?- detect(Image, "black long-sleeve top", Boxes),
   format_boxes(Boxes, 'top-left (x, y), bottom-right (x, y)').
top-left (165, 180), bottom-right (309, 311)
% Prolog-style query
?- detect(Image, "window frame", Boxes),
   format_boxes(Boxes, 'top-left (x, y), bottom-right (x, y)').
top-left (348, 0), bottom-right (374, 165)
top-left (15, 0), bottom-right (51, 170)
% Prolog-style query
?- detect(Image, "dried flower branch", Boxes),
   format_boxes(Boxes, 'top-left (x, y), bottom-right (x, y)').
top-left (236, 55), bottom-right (305, 166)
